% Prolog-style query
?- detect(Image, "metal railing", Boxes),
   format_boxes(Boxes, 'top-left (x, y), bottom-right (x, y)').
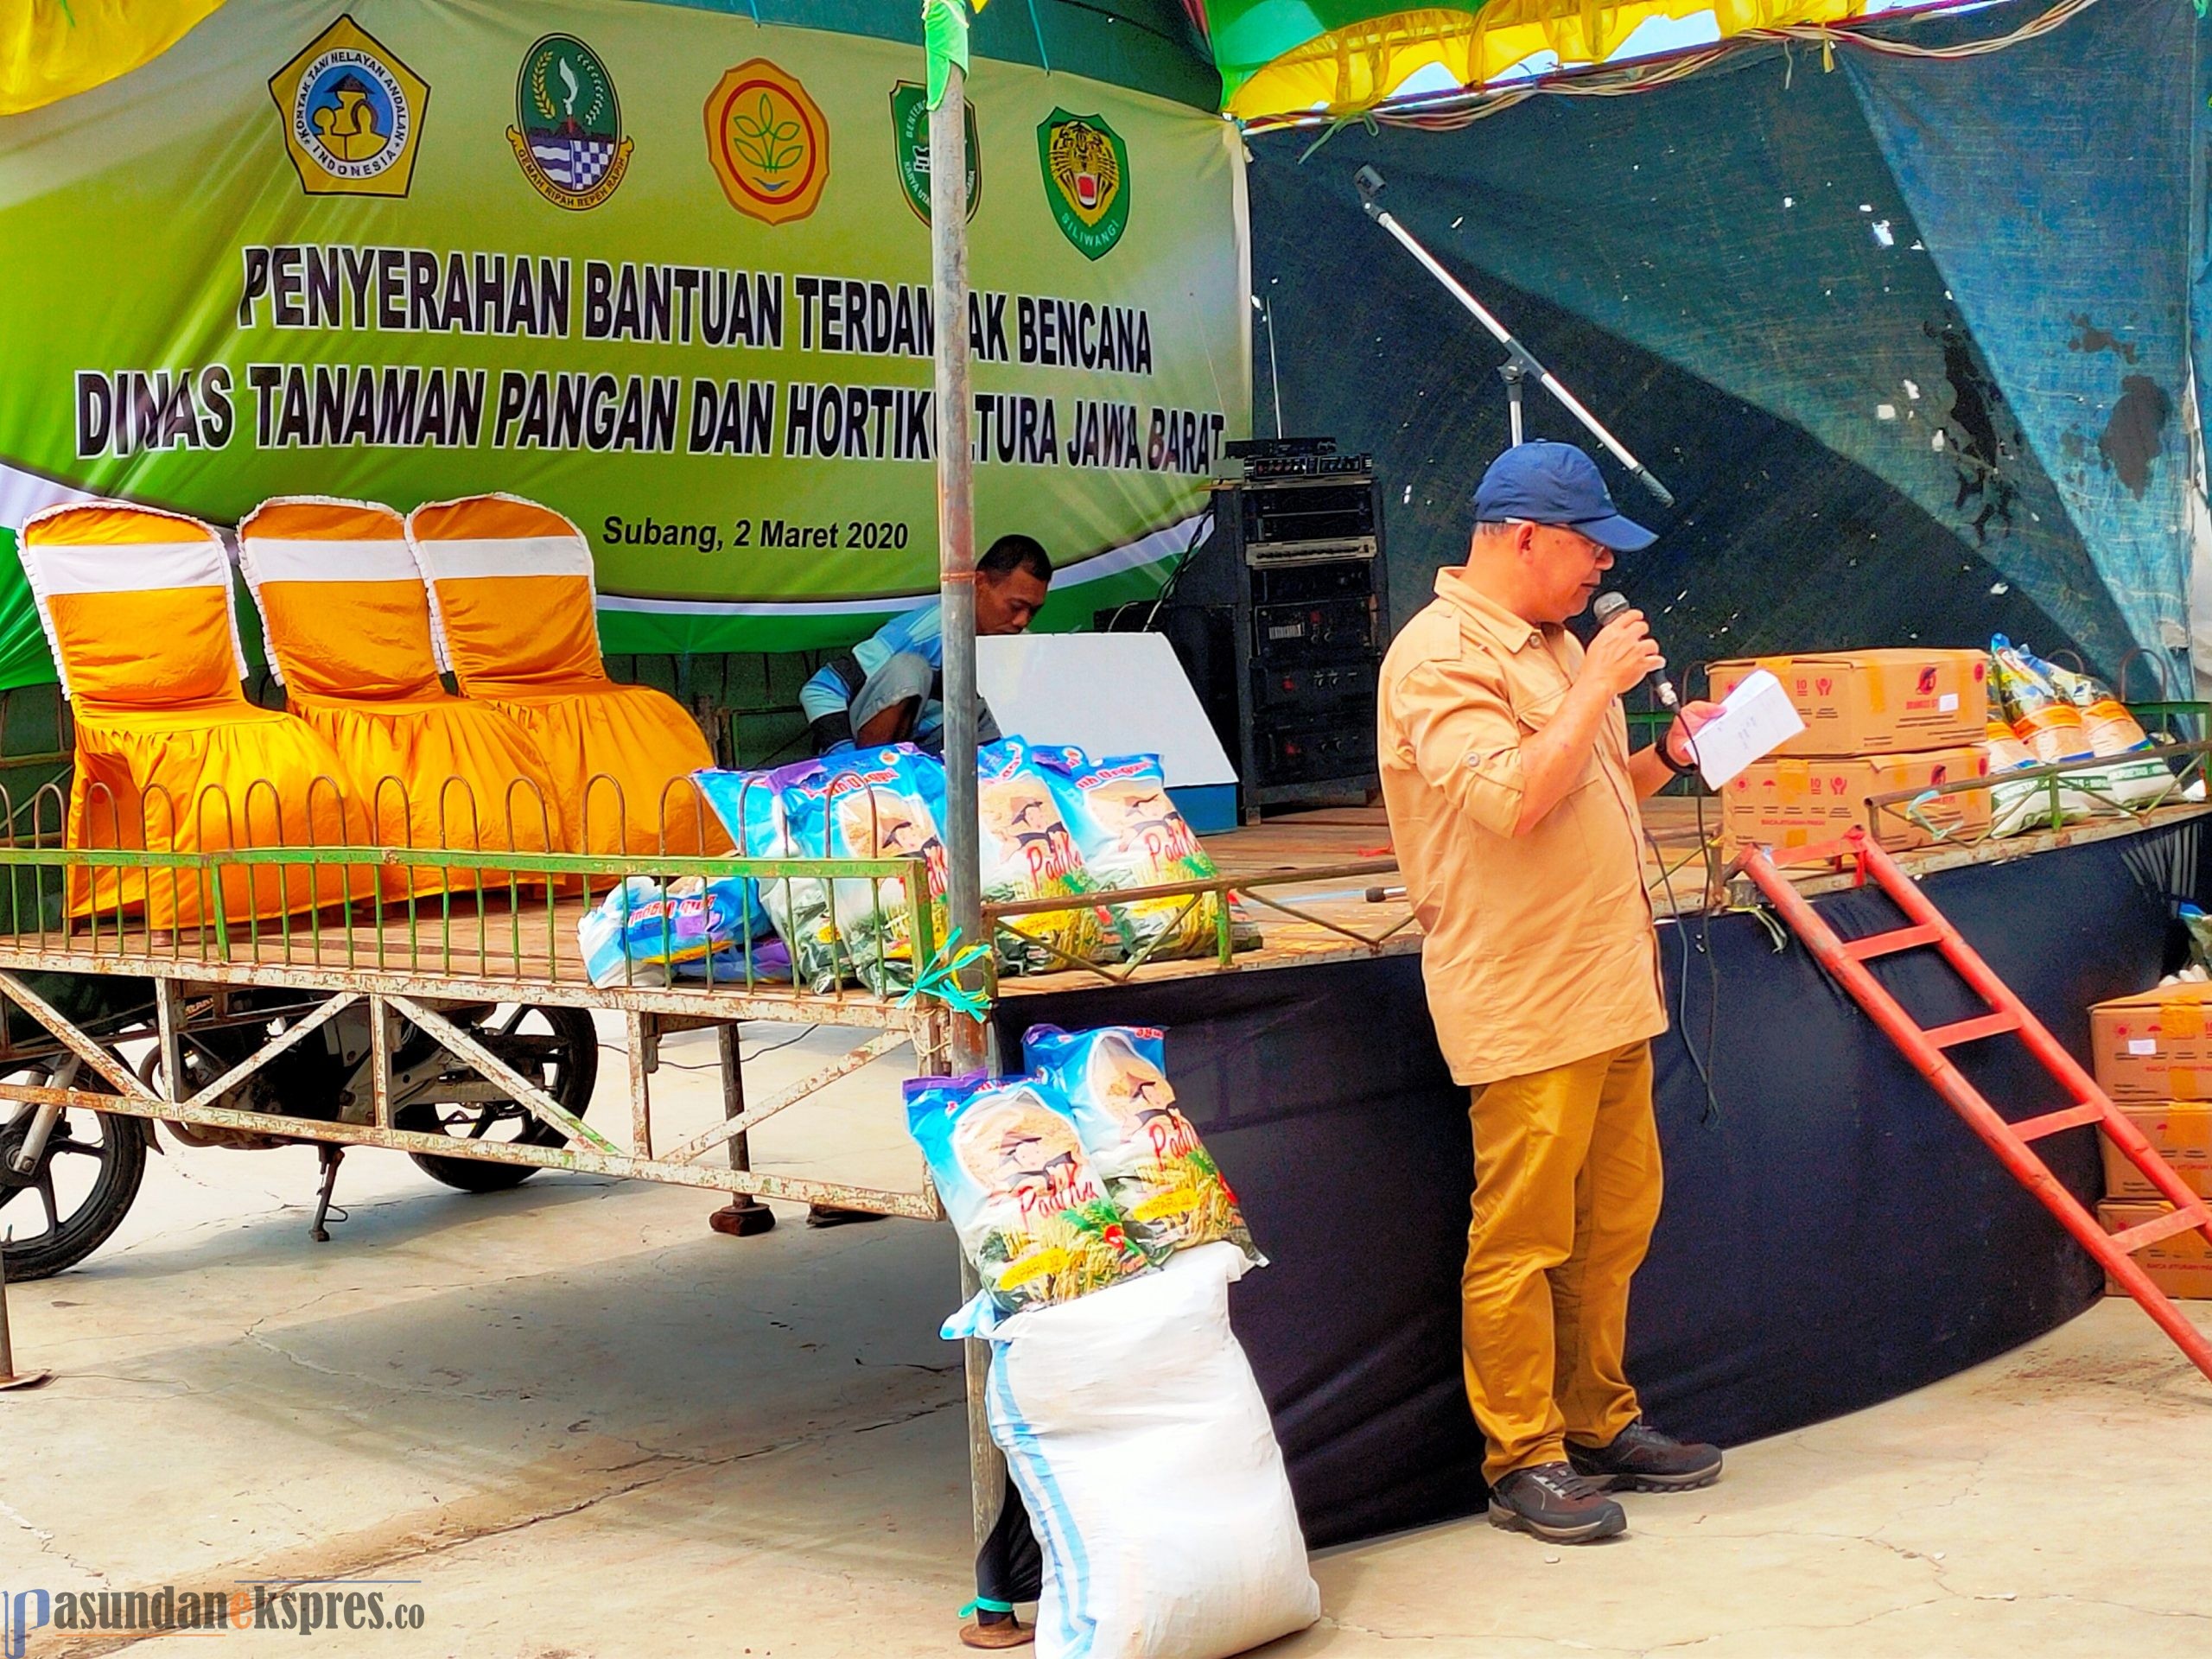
top-left (981, 856), bottom-right (1409, 989)
top-left (1861, 738), bottom-right (2210, 851)
top-left (0, 772), bottom-right (939, 1006)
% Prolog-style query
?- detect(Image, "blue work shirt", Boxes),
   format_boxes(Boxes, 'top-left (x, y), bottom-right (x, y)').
top-left (800, 601), bottom-right (946, 753)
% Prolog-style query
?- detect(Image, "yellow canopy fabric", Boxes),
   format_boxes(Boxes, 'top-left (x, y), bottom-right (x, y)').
top-left (238, 497), bottom-right (572, 896)
top-left (20, 499), bottom-right (372, 928)
top-left (0, 0), bottom-right (228, 117)
top-left (1222, 0), bottom-right (1866, 120)
top-left (404, 494), bottom-right (727, 859)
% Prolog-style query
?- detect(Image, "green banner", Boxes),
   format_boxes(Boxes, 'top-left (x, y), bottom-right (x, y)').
top-left (0, 0), bottom-right (1249, 688)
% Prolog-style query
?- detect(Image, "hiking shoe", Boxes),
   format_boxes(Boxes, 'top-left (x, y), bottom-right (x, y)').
top-left (1487, 1462), bottom-right (1627, 1543)
top-left (1567, 1420), bottom-right (1723, 1492)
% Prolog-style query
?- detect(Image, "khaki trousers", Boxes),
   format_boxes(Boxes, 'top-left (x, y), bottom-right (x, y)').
top-left (1463, 1039), bottom-right (1663, 1484)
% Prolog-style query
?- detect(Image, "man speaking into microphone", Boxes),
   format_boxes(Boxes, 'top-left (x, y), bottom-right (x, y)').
top-left (1377, 440), bottom-right (1725, 1545)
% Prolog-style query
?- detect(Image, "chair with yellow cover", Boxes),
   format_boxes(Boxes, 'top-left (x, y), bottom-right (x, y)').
top-left (18, 500), bottom-right (373, 931)
top-left (404, 494), bottom-right (724, 856)
top-left (237, 498), bottom-right (571, 896)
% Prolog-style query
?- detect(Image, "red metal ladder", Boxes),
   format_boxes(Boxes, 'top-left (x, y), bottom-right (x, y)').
top-left (1738, 827), bottom-right (2212, 1383)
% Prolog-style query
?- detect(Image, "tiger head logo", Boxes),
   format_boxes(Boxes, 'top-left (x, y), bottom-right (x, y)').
top-left (1037, 110), bottom-right (1129, 260)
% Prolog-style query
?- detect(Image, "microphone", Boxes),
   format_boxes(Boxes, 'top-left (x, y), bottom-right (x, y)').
top-left (1591, 591), bottom-right (1679, 710)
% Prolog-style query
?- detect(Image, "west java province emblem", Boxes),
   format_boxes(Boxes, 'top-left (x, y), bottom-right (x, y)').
top-left (509, 34), bottom-right (632, 210)
top-left (1037, 109), bottom-right (1128, 261)
top-left (890, 81), bottom-right (978, 224)
top-left (268, 14), bottom-right (428, 198)
top-left (705, 60), bottom-right (829, 226)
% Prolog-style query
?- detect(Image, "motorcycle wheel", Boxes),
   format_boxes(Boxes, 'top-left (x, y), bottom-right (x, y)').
top-left (395, 1005), bottom-right (601, 1192)
top-left (0, 1060), bottom-right (149, 1281)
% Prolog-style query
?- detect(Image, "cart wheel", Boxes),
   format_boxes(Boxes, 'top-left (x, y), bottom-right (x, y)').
top-left (395, 1005), bottom-right (600, 1192)
top-left (0, 1061), bottom-right (148, 1281)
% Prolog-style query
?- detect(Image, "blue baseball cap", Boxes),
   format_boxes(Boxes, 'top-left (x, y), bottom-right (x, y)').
top-left (1473, 441), bottom-right (1656, 552)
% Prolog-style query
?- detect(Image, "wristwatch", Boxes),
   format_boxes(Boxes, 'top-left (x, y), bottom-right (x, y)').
top-left (1657, 726), bottom-right (1700, 780)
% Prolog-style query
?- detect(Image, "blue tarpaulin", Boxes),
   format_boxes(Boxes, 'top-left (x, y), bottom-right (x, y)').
top-left (1247, 0), bottom-right (2207, 688)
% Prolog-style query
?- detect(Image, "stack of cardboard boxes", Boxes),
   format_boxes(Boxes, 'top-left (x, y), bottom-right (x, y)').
top-left (2087, 986), bottom-right (2212, 1297)
top-left (1708, 650), bottom-right (1992, 855)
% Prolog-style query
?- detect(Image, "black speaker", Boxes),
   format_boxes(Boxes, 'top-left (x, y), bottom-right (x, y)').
top-left (1122, 456), bottom-right (1387, 818)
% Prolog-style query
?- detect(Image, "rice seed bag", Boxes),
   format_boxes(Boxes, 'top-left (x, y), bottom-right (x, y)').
top-left (575, 874), bottom-right (772, 988)
top-left (1025, 1023), bottom-right (1262, 1267)
top-left (1980, 718), bottom-right (2049, 840)
top-left (906, 1072), bottom-right (1153, 1313)
top-left (976, 736), bottom-right (1115, 975)
top-left (697, 749), bottom-right (950, 995)
top-left (1991, 636), bottom-right (2089, 766)
top-left (1993, 639), bottom-right (2173, 813)
top-left (1030, 745), bottom-right (1224, 962)
top-left (2031, 649), bottom-right (2175, 808)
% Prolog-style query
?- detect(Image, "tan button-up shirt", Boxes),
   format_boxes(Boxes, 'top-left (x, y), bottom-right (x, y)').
top-left (1378, 568), bottom-right (1667, 1085)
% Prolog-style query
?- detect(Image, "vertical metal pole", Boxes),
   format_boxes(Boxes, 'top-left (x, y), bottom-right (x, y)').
top-left (626, 1012), bottom-right (655, 1161)
top-left (0, 1238), bottom-right (52, 1390)
top-left (0, 1243), bottom-right (14, 1382)
top-left (719, 1024), bottom-right (752, 1173)
top-left (369, 996), bottom-right (395, 1130)
top-left (958, 1252), bottom-right (996, 1545)
top-left (931, 67), bottom-right (985, 1080)
top-left (154, 978), bottom-right (185, 1104)
top-left (931, 61), bottom-right (1006, 1565)
top-left (707, 1023), bottom-right (774, 1235)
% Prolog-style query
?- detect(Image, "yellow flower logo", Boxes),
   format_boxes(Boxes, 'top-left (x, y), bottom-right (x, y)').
top-left (704, 60), bottom-right (829, 226)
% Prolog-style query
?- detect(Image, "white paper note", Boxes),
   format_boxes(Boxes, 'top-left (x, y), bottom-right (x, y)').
top-left (1690, 669), bottom-right (1807, 790)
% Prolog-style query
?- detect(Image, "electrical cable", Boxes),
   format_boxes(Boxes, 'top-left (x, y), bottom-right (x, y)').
top-left (1143, 504), bottom-right (1217, 631)
top-left (1642, 702), bottom-right (1725, 1125)
top-left (1100, 505), bottom-right (1217, 633)
top-left (599, 1021), bottom-right (823, 1070)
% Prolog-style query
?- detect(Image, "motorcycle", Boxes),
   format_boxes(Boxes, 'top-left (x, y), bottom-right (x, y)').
top-left (0, 977), bottom-right (598, 1280)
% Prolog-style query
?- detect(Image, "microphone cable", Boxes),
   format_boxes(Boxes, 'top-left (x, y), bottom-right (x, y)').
top-left (1642, 695), bottom-right (1725, 1125)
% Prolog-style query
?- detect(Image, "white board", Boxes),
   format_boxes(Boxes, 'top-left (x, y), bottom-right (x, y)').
top-left (976, 632), bottom-right (1237, 787)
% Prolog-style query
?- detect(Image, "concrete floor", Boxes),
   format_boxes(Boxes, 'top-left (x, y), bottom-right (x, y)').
top-left (3, 1015), bottom-right (2209, 1657)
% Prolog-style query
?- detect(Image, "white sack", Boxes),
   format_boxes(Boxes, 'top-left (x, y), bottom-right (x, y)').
top-left (950, 1242), bottom-right (1320, 1659)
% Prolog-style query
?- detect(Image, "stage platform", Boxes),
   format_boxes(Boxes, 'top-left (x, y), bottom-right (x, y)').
top-left (992, 804), bottom-right (2212, 1548)
top-left (996, 797), bottom-right (2212, 995)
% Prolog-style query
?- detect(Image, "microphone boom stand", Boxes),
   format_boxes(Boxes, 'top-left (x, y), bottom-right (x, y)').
top-left (1353, 165), bottom-right (1675, 508)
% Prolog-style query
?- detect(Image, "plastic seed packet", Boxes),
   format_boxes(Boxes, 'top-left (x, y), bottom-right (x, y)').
top-left (1030, 745), bottom-right (1224, 962)
top-left (576, 874), bottom-right (772, 988)
top-left (1024, 1023), bottom-right (1261, 1266)
top-left (697, 747), bottom-right (950, 995)
top-left (976, 736), bottom-right (1115, 974)
top-left (1990, 637), bottom-right (2171, 814)
top-left (1990, 636), bottom-right (2089, 766)
top-left (906, 1071), bottom-right (1153, 1313)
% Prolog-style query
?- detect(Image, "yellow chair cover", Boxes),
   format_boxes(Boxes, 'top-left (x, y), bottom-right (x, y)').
top-left (18, 500), bottom-right (372, 928)
top-left (238, 498), bottom-right (571, 898)
top-left (404, 494), bottom-right (725, 857)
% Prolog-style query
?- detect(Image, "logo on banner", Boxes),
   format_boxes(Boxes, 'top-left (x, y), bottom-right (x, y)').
top-left (890, 81), bottom-right (979, 224)
top-left (508, 34), bottom-right (632, 210)
top-left (704, 60), bottom-right (829, 226)
top-left (268, 15), bottom-right (428, 198)
top-left (1037, 109), bottom-right (1128, 260)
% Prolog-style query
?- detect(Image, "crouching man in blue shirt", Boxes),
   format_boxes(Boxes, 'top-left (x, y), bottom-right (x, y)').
top-left (800, 535), bottom-right (1054, 756)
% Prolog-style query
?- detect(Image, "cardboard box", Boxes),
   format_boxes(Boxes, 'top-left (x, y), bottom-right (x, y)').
top-left (1719, 747), bottom-right (1991, 855)
top-left (2098, 1201), bottom-right (2212, 1299)
top-left (1709, 650), bottom-right (1987, 757)
top-left (2100, 1103), bottom-right (2212, 1198)
top-left (2089, 984), bottom-right (2212, 1103)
